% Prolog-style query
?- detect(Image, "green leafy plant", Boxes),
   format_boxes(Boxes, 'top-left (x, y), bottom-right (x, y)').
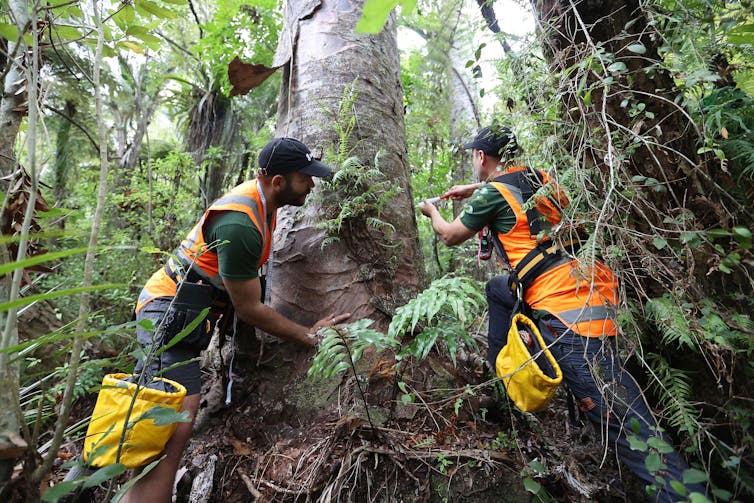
top-left (646, 295), bottom-right (700, 350)
top-left (436, 452), bottom-right (454, 475)
top-left (308, 319), bottom-right (398, 380)
top-left (388, 275), bottom-right (485, 365)
top-left (520, 458), bottom-right (556, 502)
top-left (315, 81), bottom-right (401, 251)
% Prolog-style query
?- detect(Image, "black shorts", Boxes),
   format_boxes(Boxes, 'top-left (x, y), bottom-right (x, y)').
top-left (133, 298), bottom-right (202, 395)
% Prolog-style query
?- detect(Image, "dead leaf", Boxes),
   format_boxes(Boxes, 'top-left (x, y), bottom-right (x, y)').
top-left (228, 437), bottom-right (252, 456)
top-left (721, 126), bottom-right (729, 139)
top-left (228, 56), bottom-right (280, 97)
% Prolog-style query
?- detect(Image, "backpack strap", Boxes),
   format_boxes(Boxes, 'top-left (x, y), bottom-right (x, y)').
top-left (492, 169), bottom-right (549, 237)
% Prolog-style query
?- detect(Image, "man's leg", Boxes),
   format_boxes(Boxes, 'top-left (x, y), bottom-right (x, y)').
top-left (124, 299), bottom-right (203, 502)
top-left (538, 316), bottom-right (706, 502)
top-left (121, 394), bottom-right (199, 503)
top-left (485, 275), bottom-right (517, 368)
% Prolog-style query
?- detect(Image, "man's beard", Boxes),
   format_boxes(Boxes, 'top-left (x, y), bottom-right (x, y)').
top-left (278, 183), bottom-right (309, 207)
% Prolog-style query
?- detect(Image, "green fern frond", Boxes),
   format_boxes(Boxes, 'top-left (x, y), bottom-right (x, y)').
top-left (646, 353), bottom-right (701, 438)
top-left (307, 319), bottom-right (399, 380)
top-left (388, 276), bottom-right (485, 364)
top-left (646, 295), bottom-right (700, 351)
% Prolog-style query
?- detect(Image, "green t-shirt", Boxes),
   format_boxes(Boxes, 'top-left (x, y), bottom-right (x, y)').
top-left (203, 210), bottom-right (274, 280)
top-left (459, 182), bottom-right (516, 234)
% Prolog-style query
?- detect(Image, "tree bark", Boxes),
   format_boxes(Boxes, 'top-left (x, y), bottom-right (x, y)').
top-left (0, 0), bottom-right (29, 495)
top-left (269, 0), bottom-right (424, 329)
top-left (186, 89), bottom-right (235, 209)
top-left (0, 0), bottom-right (30, 176)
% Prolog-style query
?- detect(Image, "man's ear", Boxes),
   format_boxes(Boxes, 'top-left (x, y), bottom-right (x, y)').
top-left (270, 174), bottom-right (286, 190)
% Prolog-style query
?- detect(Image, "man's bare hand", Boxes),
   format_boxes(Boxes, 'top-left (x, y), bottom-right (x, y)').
top-left (443, 183), bottom-right (481, 200)
top-left (307, 312), bottom-right (352, 346)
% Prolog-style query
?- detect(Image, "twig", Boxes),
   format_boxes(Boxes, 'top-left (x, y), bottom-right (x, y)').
top-left (238, 470), bottom-right (263, 499)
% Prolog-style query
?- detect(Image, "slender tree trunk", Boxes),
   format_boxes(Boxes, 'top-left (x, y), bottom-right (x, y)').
top-left (0, 0), bottom-right (30, 495)
top-left (270, 0), bottom-right (423, 329)
top-left (186, 89), bottom-right (235, 209)
top-left (53, 100), bottom-right (76, 210)
top-left (0, 0), bottom-right (30, 176)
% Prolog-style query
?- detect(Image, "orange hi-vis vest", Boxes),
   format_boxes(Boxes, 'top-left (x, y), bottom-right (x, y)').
top-left (135, 180), bottom-right (276, 313)
top-left (489, 166), bottom-right (618, 337)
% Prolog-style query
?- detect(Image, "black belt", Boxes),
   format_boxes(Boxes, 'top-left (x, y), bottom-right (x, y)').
top-left (164, 261), bottom-right (230, 308)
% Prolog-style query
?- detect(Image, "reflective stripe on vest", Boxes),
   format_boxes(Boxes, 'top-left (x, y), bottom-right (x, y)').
top-left (135, 180), bottom-right (275, 313)
top-left (489, 167), bottom-right (618, 337)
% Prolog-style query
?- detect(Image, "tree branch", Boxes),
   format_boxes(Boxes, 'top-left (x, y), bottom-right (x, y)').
top-left (44, 105), bottom-right (100, 154)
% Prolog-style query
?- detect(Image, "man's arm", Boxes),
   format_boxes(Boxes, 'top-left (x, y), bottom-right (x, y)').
top-left (223, 276), bottom-right (350, 347)
top-left (420, 202), bottom-right (477, 246)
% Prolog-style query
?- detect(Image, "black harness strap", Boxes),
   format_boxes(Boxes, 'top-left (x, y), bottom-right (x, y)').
top-left (492, 169), bottom-right (549, 237)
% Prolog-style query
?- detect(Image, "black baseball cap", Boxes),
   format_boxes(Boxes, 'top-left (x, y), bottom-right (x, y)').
top-left (258, 137), bottom-right (333, 177)
top-left (464, 126), bottom-right (520, 158)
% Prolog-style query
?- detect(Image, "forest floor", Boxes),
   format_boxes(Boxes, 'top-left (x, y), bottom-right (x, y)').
top-left (167, 327), bottom-right (647, 503)
top-left (48, 323), bottom-right (648, 502)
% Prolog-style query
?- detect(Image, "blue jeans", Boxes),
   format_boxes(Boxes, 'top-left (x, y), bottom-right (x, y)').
top-left (486, 275), bottom-right (706, 502)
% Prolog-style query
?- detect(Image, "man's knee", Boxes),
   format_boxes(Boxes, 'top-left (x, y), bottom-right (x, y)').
top-left (486, 275), bottom-right (514, 305)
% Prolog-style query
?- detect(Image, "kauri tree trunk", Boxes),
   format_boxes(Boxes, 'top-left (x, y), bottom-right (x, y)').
top-left (269, 0), bottom-right (424, 328)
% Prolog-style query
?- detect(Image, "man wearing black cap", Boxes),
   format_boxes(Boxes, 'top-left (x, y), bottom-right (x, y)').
top-left (420, 125), bottom-right (705, 501)
top-left (123, 137), bottom-right (350, 502)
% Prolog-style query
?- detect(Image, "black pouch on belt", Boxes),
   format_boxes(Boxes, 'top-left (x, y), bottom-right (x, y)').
top-left (164, 282), bottom-right (218, 350)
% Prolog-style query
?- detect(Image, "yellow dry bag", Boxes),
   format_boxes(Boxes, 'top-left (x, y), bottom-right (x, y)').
top-left (496, 313), bottom-right (563, 412)
top-left (83, 373), bottom-right (186, 468)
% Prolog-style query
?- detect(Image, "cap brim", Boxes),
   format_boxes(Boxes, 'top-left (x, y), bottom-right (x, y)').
top-left (299, 159), bottom-right (333, 177)
top-left (463, 140), bottom-right (480, 150)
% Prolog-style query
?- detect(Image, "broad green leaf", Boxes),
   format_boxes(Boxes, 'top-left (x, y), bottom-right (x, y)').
top-left (710, 488), bottom-right (732, 500)
top-left (607, 61), bottom-right (628, 73)
top-left (522, 476), bottom-right (541, 494)
top-left (102, 44), bottom-right (116, 58)
top-left (126, 25), bottom-right (150, 36)
top-left (669, 480), bottom-right (687, 496)
top-left (733, 226), bottom-right (752, 241)
top-left (528, 459), bottom-right (546, 473)
top-left (445, 329), bottom-right (458, 365)
top-left (652, 237), bottom-right (667, 250)
top-left (53, 25), bottom-right (83, 40)
top-left (117, 5), bottom-right (136, 25)
top-left (627, 43), bottom-right (647, 54)
top-left (135, 0), bottom-right (177, 19)
top-left (131, 406), bottom-right (190, 427)
top-left (129, 32), bottom-right (161, 50)
top-left (116, 40), bottom-right (145, 54)
top-left (705, 228), bottom-right (729, 239)
top-left (83, 463), bottom-right (127, 488)
top-left (682, 468), bottom-right (709, 484)
top-left (42, 480), bottom-right (81, 501)
top-left (0, 23), bottom-right (20, 41)
top-left (679, 231), bottom-right (697, 244)
top-left (727, 33), bottom-right (754, 44)
top-left (355, 0), bottom-right (399, 34)
top-left (647, 436), bottom-right (674, 454)
top-left (627, 435), bottom-right (647, 451)
top-left (645, 453), bottom-right (666, 473)
top-left (688, 494), bottom-right (713, 503)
